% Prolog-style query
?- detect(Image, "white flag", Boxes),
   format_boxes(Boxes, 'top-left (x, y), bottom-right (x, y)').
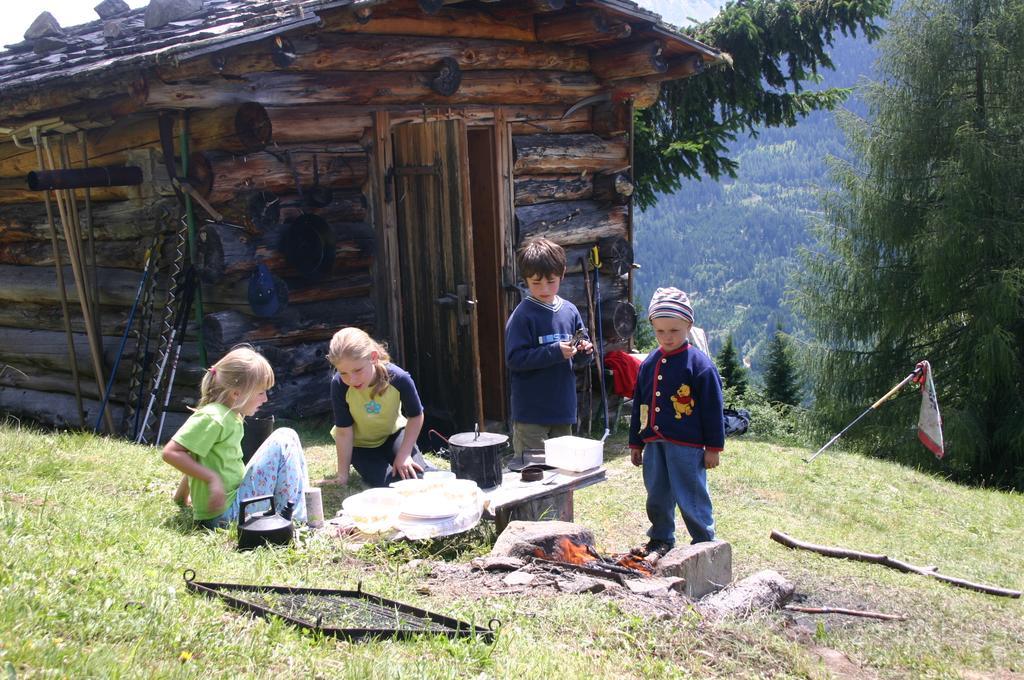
top-left (916, 361), bottom-right (944, 459)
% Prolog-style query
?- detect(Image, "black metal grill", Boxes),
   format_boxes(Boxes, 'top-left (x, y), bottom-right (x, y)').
top-left (183, 570), bottom-right (497, 643)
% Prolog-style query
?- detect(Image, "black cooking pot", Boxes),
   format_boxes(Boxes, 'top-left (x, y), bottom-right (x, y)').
top-left (447, 431), bottom-right (508, 489)
top-left (281, 213), bottom-right (335, 281)
top-left (237, 495), bottom-right (294, 551)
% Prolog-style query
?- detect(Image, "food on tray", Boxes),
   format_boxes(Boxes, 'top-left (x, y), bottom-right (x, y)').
top-left (421, 470), bottom-right (456, 489)
top-left (388, 478), bottom-right (432, 496)
top-left (341, 488), bottom-right (402, 533)
top-left (439, 479), bottom-right (481, 506)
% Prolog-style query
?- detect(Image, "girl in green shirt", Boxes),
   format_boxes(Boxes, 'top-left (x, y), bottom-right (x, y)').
top-left (162, 346), bottom-right (310, 528)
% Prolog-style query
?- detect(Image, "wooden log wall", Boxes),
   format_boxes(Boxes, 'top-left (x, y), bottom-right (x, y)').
top-left (0, 0), bottom-right (695, 433)
top-left (0, 99), bottom-right (376, 433)
top-left (511, 123), bottom-right (637, 344)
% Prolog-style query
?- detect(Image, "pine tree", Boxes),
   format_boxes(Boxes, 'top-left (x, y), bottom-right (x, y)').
top-left (632, 304), bottom-right (657, 353)
top-left (797, 0), bottom-right (1024, 489)
top-left (633, 0), bottom-right (889, 208)
top-left (716, 335), bottom-right (748, 397)
top-left (763, 329), bottom-right (801, 407)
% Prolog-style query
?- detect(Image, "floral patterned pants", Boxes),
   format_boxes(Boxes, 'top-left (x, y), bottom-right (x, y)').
top-left (200, 427), bottom-right (309, 528)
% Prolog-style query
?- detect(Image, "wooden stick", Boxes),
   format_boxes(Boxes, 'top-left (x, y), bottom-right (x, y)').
top-left (43, 137), bottom-right (115, 433)
top-left (784, 605), bottom-right (907, 621)
top-left (32, 130), bottom-right (85, 427)
top-left (770, 530), bottom-right (1022, 598)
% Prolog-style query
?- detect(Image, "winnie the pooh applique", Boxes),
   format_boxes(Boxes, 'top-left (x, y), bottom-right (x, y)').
top-left (671, 384), bottom-right (695, 419)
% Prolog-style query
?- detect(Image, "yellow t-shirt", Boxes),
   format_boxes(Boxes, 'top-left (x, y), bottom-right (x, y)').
top-left (329, 364), bottom-right (421, 448)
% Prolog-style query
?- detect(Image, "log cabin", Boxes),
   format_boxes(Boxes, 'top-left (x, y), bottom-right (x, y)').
top-left (0, 0), bottom-right (719, 441)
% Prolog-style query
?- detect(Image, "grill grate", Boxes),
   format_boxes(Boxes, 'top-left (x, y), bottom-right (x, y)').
top-left (183, 570), bottom-right (497, 642)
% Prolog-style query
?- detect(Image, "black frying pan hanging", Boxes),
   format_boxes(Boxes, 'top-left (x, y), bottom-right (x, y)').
top-left (281, 213), bottom-right (335, 281)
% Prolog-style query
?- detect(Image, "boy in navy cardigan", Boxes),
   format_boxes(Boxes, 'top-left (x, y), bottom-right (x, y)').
top-left (629, 287), bottom-right (725, 554)
top-left (505, 238), bottom-right (593, 460)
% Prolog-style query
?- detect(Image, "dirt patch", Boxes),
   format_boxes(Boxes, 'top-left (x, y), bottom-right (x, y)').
top-left (408, 559), bottom-right (697, 621)
top-left (783, 619), bottom-right (880, 680)
top-left (1, 491), bottom-right (46, 507)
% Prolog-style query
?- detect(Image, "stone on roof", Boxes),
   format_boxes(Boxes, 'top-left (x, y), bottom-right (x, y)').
top-left (95, 0), bottom-right (132, 20)
top-left (24, 12), bottom-right (65, 41)
top-left (145, 0), bottom-right (206, 30)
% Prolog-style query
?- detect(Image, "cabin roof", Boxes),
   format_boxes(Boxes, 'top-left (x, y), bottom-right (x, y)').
top-left (0, 0), bottom-right (719, 106)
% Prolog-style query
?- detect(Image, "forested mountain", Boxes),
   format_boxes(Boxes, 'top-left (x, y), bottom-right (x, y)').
top-left (632, 17), bottom-right (878, 375)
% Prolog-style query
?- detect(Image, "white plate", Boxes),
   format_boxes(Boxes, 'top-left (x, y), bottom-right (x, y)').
top-left (400, 508), bottom-right (458, 520)
top-left (399, 498), bottom-right (459, 519)
top-left (395, 512), bottom-right (452, 522)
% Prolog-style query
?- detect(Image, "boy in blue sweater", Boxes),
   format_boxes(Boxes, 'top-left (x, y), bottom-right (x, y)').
top-left (505, 238), bottom-right (593, 460)
top-left (629, 287), bottom-right (725, 553)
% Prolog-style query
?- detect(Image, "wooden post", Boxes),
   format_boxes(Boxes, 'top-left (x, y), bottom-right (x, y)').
top-left (372, 110), bottom-right (404, 357)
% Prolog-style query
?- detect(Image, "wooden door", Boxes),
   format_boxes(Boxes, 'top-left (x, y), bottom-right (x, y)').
top-left (392, 120), bottom-right (483, 434)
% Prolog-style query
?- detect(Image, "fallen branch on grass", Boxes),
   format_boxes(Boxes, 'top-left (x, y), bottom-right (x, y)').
top-left (770, 530), bottom-right (1022, 599)
top-left (784, 605), bottom-right (907, 621)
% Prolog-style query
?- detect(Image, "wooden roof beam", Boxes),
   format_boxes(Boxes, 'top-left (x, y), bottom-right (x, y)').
top-left (535, 10), bottom-right (609, 43)
top-left (591, 40), bottom-right (667, 82)
top-left (419, 0), bottom-right (562, 16)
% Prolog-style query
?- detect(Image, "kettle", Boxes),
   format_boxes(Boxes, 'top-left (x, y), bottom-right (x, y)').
top-left (237, 495), bottom-right (294, 551)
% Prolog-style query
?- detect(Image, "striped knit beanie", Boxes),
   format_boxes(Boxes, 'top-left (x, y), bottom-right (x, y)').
top-left (648, 287), bottom-right (694, 323)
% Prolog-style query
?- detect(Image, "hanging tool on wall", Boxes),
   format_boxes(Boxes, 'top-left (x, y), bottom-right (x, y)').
top-left (159, 111), bottom-right (208, 369)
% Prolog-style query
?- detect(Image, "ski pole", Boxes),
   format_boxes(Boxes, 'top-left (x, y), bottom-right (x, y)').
top-left (590, 244), bottom-right (610, 442)
top-left (135, 271), bottom-right (192, 444)
top-left (804, 365), bottom-right (924, 463)
top-left (93, 244), bottom-right (156, 433)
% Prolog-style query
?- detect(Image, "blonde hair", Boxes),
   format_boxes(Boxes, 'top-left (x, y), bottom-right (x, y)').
top-left (198, 345), bottom-right (275, 411)
top-left (327, 327), bottom-right (391, 398)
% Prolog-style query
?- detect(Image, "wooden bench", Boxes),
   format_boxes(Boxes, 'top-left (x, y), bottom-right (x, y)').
top-left (481, 467), bottom-right (606, 532)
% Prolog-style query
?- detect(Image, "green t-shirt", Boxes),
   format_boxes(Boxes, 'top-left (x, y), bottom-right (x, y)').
top-left (172, 403), bottom-right (245, 521)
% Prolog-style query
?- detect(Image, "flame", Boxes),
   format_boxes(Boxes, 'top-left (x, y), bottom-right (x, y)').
top-left (535, 537), bottom-right (598, 565)
top-left (532, 537), bottom-right (655, 579)
top-left (614, 553), bottom-right (654, 576)
top-left (553, 537), bottom-right (596, 565)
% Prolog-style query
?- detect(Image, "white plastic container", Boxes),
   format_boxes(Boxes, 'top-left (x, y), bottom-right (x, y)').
top-left (544, 435), bottom-right (603, 471)
top-left (341, 488), bottom-right (403, 533)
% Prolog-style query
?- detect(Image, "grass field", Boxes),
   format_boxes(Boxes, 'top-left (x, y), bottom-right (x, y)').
top-left (1, 420), bottom-right (1021, 679)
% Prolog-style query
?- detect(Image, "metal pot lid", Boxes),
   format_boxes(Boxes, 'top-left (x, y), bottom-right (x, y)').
top-left (449, 431), bottom-right (509, 447)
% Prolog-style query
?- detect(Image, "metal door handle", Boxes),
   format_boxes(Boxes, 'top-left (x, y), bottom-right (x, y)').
top-left (436, 293), bottom-right (458, 307)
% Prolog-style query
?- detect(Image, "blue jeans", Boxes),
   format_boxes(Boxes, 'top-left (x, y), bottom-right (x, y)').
top-left (642, 440), bottom-right (715, 545)
top-left (352, 429), bottom-right (435, 488)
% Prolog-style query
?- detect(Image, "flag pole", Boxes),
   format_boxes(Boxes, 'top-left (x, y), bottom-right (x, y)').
top-left (804, 366), bottom-right (924, 464)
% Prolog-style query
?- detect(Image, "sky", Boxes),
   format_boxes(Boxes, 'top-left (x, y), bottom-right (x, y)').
top-left (1, 0), bottom-right (722, 49)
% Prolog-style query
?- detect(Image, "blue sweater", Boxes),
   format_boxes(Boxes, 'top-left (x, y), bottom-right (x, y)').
top-left (629, 343), bottom-right (725, 452)
top-left (505, 295), bottom-right (587, 424)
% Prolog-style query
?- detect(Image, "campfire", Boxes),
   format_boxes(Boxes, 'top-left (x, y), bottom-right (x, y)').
top-left (531, 536), bottom-right (656, 584)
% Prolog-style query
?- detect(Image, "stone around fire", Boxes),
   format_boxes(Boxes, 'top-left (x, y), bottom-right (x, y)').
top-left (656, 540), bottom-right (733, 599)
top-left (490, 520), bottom-right (596, 560)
